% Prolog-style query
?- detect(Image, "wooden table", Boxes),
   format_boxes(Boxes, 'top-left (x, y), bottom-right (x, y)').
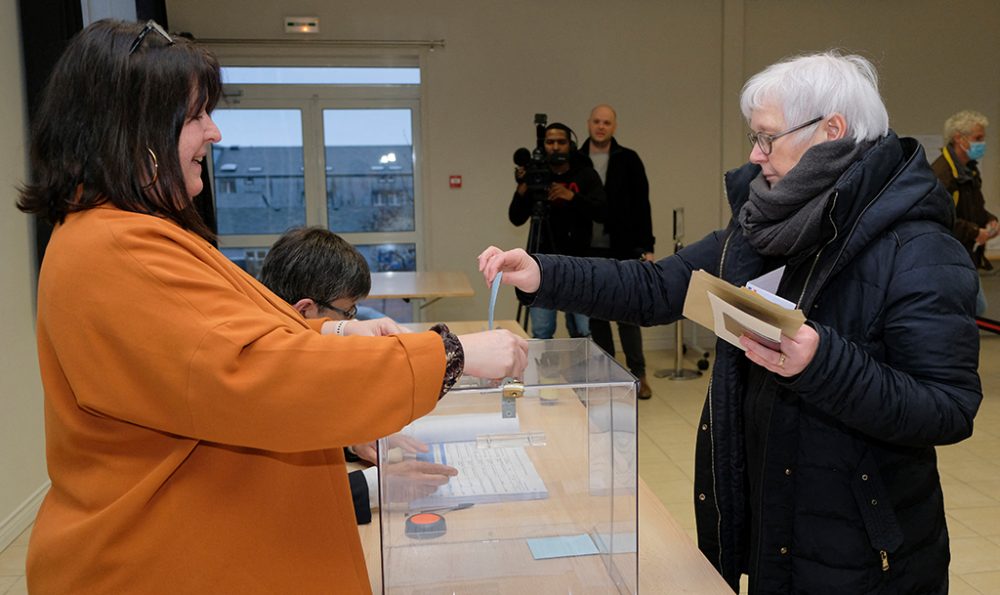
top-left (368, 271), bottom-right (474, 310)
top-left (358, 321), bottom-right (732, 594)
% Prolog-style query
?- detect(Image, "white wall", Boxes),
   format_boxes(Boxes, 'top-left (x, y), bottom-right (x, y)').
top-left (0, 0), bottom-right (48, 550)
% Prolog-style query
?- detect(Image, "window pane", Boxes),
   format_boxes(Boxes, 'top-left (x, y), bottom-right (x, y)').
top-left (222, 67), bottom-right (420, 85)
top-left (212, 109), bottom-right (305, 235)
top-left (221, 243), bottom-right (417, 323)
top-left (355, 243), bottom-right (416, 273)
top-left (324, 109), bottom-right (415, 233)
top-left (356, 243), bottom-right (416, 323)
top-left (221, 247), bottom-right (269, 278)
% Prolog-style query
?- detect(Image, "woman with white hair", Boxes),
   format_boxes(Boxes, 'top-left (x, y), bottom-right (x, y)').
top-left (479, 51), bottom-right (982, 594)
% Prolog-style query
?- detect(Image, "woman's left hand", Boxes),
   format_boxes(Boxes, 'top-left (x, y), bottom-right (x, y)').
top-left (740, 323), bottom-right (819, 377)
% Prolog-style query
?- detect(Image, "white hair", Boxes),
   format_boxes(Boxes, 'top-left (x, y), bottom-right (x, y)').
top-left (943, 110), bottom-right (989, 144)
top-left (740, 51), bottom-right (889, 145)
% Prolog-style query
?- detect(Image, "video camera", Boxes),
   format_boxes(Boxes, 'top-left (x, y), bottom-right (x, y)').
top-left (512, 113), bottom-right (552, 196)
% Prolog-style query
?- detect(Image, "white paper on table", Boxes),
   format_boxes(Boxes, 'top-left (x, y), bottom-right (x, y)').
top-left (407, 440), bottom-right (548, 508)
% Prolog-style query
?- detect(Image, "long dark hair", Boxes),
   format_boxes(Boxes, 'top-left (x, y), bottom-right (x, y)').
top-left (17, 19), bottom-right (222, 241)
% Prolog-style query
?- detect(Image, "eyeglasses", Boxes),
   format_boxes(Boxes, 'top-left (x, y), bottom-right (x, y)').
top-left (128, 20), bottom-right (175, 56)
top-left (746, 116), bottom-right (823, 156)
top-left (315, 300), bottom-right (358, 320)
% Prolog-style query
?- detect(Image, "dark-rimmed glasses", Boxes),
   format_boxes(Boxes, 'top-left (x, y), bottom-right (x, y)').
top-left (315, 300), bottom-right (358, 320)
top-left (129, 20), bottom-right (175, 56)
top-left (747, 116), bottom-right (823, 156)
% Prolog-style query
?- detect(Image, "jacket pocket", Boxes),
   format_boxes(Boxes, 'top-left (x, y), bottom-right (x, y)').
top-left (851, 450), bottom-right (904, 572)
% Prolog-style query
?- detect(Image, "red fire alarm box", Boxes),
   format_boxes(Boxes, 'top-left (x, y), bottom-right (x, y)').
top-left (449, 175), bottom-right (462, 189)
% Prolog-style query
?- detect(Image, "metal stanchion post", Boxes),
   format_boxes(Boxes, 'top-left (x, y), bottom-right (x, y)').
top-left (654, 208), bottom-right (702, 380)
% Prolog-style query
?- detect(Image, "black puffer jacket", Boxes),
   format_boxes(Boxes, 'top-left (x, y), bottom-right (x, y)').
top-left (521, 133), bottom-right (982, 594)
top-left (579, 137), bottom-right (655, 259)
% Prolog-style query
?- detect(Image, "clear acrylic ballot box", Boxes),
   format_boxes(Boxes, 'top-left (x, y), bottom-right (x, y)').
top-left (377, 338), bottom-right (639, 594)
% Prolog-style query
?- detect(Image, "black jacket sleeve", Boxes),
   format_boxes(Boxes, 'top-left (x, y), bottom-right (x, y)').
top-left (521, 226), bottom-right (726, 326)
top-left (781, 232), bottom-right (982, 446)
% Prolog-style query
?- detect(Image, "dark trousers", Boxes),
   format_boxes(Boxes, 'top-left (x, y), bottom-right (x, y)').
top-left (590, 318), bottom-right (646, 377)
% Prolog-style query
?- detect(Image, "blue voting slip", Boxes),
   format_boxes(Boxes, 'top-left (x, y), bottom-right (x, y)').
top-left (488, 272), bottom-right (503, 330)
top-left (526, 534), bottom-right (600, 560)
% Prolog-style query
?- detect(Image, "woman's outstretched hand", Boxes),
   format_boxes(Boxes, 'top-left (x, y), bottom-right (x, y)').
top-left (477, 246), bottom-right (541, 293)
top-left (458, 329), bottom-right (529, 380)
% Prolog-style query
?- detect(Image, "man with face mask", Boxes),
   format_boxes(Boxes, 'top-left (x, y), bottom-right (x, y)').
top-left (931, 110), bottom-right (998, 314)
top-left (509, 122), bottom-right (606, 338)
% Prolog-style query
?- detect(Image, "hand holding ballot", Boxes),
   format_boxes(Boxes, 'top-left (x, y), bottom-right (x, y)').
top-left (683, 269), bottom-right (816, 377)
top-left (739, 323), bottom-right (819, 377)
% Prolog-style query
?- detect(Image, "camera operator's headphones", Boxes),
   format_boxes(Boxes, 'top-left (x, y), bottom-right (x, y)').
top-left (545, 122), bottom-right (578, 151)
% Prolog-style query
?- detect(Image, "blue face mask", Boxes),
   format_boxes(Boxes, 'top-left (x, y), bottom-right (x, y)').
top-left (967, 141), bottom-right (986, 161)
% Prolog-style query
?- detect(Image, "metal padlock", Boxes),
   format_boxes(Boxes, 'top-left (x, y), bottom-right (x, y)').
top-left (500, 378), bottom-right (523, 419)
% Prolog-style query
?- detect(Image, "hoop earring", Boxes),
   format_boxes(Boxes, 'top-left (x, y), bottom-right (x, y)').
top-left (141, 147), bottom-right (159, 189)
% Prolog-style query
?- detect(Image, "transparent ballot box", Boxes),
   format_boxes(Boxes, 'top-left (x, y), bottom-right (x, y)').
top-left (377, 338), bottom-right (639, 594)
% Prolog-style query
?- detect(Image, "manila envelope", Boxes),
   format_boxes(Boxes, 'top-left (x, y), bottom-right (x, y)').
top-left (682, 269), bottom-right (805, 350)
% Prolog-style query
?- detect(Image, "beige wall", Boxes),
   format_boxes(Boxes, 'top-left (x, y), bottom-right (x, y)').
top-left (1, 0), bottom-right (47, 549)
top-left (739, 0), bottom-right (1000, 209)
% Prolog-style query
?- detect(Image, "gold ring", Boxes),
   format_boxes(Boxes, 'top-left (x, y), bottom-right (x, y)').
top-left (777, 353), bottom-right (786, 367)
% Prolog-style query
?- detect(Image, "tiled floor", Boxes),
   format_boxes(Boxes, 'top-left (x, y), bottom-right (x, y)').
top-left (2, 272), bottom-right (998, 594)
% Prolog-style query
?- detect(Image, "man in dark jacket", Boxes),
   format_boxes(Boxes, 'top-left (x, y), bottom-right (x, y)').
top-left (582, 104), bottom-right (656, 399)
top-left (482, 52), bottom-right (982, 594)
top-left (509, 122), bottom-right (606, 338)
top-left (930, 109), bottom-right (997, 315)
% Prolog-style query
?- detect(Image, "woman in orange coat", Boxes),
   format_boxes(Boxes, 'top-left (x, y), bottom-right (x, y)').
top-left (17, 19), bottom-right (527, 594)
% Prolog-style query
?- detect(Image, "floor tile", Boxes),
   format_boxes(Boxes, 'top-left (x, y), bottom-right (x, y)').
top-left (0, 545), bottom-right (26, 577)
top-left (943, 480), bottom-right (999, 508)
top-left (3, 576), bottom-right (26, 595)
top-left (948, 536), bottom-right (1000, 575)
top-left (947, 514), bottom-right (979, 538)
top-left (948, 573), bottom-right (982, 595)
top-left (949, 506), bottom-right (1000, 538)
top-left (961, 570), bottom-right (1000, 595)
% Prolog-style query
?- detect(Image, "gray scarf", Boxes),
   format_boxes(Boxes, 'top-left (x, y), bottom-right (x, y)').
top-left (738, 138), bottom-right (872, 256)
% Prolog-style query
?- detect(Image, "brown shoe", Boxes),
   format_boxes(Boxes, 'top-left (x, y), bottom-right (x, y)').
top-left (638, 375), bottom-right (652, 400)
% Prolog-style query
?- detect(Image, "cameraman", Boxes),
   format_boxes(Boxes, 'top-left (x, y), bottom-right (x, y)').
top-left (509, 122), bottom-right (606, 339)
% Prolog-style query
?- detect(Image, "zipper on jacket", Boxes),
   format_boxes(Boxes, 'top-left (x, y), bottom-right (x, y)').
top-left (708, 228), bottom-right (734, 573)
top-left (880, 550), bottom-right (889, 572)
top-left (799, 143), bottom-right (921, 309)
top-left (796, 192), bottom-right (840, 308)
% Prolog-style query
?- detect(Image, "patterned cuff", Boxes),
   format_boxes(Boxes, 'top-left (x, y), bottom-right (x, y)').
top-left (430, 323), bottom-right (464, 399)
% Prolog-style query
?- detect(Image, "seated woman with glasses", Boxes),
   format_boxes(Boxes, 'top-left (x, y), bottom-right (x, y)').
top-left (479, 51), bottom-right (981, 594)
top-left (17, 19), bottom-right (528, 594)
top-left (258, 226), bottom-right (458, 524)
